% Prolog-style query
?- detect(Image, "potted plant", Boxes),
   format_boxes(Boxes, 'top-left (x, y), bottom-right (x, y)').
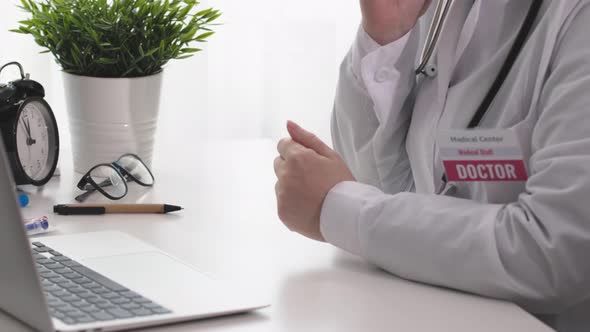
top-left (12, 0), bottom-right (221, 172)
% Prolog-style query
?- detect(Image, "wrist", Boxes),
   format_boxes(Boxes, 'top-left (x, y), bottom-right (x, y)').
top-left (362, 20), bottom-right (409, 46)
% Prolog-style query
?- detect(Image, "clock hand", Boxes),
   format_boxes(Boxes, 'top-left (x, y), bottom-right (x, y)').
top-left (22, 118), bottom-right (36, 145)
top-left (20, 118), bottom-right (31, 139)
top-left (24, 117), bottom-right (31, 136)
top-left (20, 118), bottom-right (33, 145)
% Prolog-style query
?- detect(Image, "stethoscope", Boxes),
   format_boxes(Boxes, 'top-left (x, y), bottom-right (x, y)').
top-left (415, 0), bottom-right (454, 78)
top-left (416, 0), bottom-right (543, 194)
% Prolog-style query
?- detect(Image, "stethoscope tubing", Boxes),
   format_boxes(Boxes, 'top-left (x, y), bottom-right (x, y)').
top-left (416, 0), bottom-right (454, 76)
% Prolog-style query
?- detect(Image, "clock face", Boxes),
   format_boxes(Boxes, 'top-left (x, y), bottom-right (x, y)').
top-left (15, 99), bottom-right (58, 182)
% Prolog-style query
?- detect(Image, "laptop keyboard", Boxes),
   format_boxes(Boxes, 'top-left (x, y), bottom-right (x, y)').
top-left (32, 242), bottom-right (172, 325)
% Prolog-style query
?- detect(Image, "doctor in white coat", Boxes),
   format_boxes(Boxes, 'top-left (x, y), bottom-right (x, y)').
top-left (273, 0), bottom-right (590, 331)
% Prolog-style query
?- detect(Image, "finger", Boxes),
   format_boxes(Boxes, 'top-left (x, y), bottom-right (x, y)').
top-left (277, 137), bottom-right (307, 160)
top-left (275, 181), bottom-right (282, 217)
top-left (275, 182), bottom-right (286, 223)
top-left (273, 156), bottom-right (285, 175)
top-left (286, 120), bottom-right (335, 158)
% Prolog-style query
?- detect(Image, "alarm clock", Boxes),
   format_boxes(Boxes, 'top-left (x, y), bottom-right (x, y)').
top-left (0, 62), bottom-right (59, 186)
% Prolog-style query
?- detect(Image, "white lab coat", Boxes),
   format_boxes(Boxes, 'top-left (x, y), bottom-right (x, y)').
top-left (321, 1), bottom-right (590, 331)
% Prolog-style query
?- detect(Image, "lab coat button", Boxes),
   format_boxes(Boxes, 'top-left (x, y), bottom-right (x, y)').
top-left (374, 68), bottom-right (391, 83)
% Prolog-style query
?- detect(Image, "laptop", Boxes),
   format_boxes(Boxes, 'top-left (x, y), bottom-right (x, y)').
top-left (0, 139), bottom-right (269, 332)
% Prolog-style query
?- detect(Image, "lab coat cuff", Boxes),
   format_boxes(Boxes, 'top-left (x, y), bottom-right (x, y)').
top-left (351, 25), bottom-right (411, 84)
top-left (320, 181), bottom-right (384, 256)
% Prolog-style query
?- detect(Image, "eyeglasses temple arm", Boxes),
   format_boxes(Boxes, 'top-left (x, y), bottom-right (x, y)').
top-left (75, 175), bottom-right (130, 202)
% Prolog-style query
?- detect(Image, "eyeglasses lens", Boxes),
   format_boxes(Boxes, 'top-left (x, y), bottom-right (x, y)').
top-left (89, 165), bottom-right (126, 198)
top-left (117, 155), bottom-right (154, 186)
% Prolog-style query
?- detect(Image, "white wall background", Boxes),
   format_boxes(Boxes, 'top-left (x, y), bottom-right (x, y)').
top-left (0, 0), bottom-right (360, 146)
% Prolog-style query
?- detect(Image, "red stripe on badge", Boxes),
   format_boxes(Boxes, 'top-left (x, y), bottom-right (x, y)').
top-left (443, 160), bottom-right (528, 182)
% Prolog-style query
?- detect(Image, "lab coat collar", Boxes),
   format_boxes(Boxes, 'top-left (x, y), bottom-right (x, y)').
top-left (454, 0), bottom-right (481, 69)
top-left (427, 0), bottom-right (478, 192)
top-left (434, 0), bottom-right (476, 112)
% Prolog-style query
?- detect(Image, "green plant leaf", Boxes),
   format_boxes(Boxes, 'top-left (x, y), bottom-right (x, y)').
top-left (180, 47), bottom-right (201, 52)
top-left (96, 57), bottom-right (117, 64)
top-left (10, 0), bottom-right (221, 77)
top-left (195, 31), bottom-right (214, 40)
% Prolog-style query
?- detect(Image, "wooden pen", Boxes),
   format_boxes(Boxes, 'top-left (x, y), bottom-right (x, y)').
top-left (53, 204), bottom-right (183, 215)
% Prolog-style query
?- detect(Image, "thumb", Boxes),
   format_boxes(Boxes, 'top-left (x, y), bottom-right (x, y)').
top-left (287, 121), bottom-right (334, 157)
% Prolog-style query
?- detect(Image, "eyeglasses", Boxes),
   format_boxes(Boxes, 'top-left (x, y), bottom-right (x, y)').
top-left (75, 154), bottom-right (155, 202)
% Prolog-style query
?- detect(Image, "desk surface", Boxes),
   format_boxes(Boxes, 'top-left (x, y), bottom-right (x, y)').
top-left (8, 139), bottom-right (553, 332)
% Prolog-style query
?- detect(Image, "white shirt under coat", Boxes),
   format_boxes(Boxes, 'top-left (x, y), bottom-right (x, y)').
top-left (322, 1), bottom-right (590, 331)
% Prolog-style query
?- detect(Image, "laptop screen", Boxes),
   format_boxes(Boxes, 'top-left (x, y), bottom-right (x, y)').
top-left (0, 136), bottom-right (54, 332)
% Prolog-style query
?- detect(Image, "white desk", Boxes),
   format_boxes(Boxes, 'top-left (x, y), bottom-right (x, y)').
top-left (5, 139), bottom-right (553, 332)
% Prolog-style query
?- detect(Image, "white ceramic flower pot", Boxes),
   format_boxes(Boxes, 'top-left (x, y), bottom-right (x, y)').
top-left (63, 72), bottom-right (162, 173)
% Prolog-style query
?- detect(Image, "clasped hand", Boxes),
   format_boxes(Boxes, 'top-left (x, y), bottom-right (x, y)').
top-left (274, 121), bottom-right (355, 241)
top-left (361, 0), bottom-right (432, 45)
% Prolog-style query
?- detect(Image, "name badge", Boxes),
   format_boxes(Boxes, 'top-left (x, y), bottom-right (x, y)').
top-left (437, 129), bottom-right (528, 182)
